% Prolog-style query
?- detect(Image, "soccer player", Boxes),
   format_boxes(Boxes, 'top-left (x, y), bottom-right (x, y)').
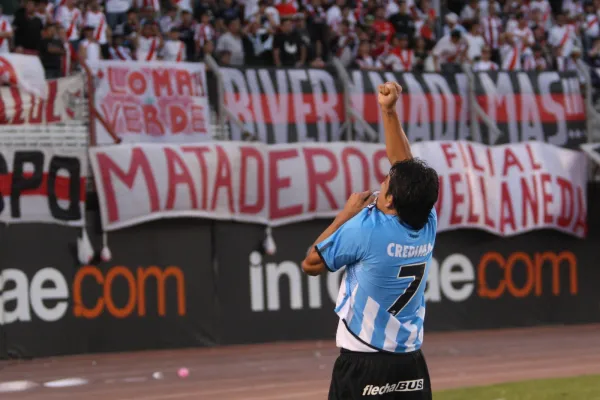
top-left (301, 81), bottom-right (439, 400)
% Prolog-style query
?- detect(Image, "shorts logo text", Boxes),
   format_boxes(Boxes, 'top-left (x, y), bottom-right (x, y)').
top-left (362, 379), bottom-right (424, 396)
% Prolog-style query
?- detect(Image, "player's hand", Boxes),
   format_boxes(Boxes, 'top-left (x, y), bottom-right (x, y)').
top-left (378, 81), bottom-right (402, 112)
top-left (339, 191), bottom-right (375, 220)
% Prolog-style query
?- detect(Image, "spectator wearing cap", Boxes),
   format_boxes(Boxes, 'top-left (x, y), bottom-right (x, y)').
top-left (135, 21), bottom-right (163, 61)
top-left (273, 16), bottom-right (305, 66)
top-left (104, 0), bottom-right (131, 29)
top-left (472, 45), bottom-right (499, 70)
top-left (480, 2), bottom-right (502, 63)
top-left (373, 5), bottom-right (396, 42)
top-left (109, 31), bottom-right (134, 59)
top-left (460, 0), bottom-right (479, 23)
top-left (565, 46), bottom-right (583, 75)
top-left (443, 12), bottom-right (466, 36)
top-left (161, 27), bottom-right (186, 61)
top-left (465, 20), bottom-right (485, 61)
top-left (79, 25), bottom-right (101, 66)
top-left (39, 23), bottom-right (64, 78)
top-left (216, 18), bottom-right (244, 65)
top-left (499, 32), bottom-right (521, 70)
top-left (56, 0), bottom-right (82, 47)
top-left (432, 28), bottom-right (467, 72)
top-left (177, 10), bottom-right (197, 60)
top-left (549, 12), bottom-right (578, 70)
top-left (84, 0), bottom-right (111, 59)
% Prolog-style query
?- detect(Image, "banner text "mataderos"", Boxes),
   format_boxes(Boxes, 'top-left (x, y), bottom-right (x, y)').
top-left (89, 141), bottom-right (587, 237)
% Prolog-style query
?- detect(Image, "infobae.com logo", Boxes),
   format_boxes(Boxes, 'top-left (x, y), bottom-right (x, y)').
top-left (363, 379), bottom-right (424, 396)
top-left (0, 265), bottom-right (186, 325)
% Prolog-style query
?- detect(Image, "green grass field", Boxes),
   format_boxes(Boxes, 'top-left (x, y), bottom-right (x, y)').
top-left (435, 375), bottom-right (600, 400)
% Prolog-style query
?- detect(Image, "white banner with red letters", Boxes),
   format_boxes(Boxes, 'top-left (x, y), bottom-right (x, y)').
top-left (0, 76), bottom-right (83, 124)
top-left (89, 60), bottom-right (211, 144)
top-left (0, 54), bottom-right (48, 99)
top-left (89, 141), bottom-right (588, 237)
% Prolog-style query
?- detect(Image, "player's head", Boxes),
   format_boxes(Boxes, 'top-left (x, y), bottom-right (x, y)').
top-left (377, 158), bottom-right (439, 230)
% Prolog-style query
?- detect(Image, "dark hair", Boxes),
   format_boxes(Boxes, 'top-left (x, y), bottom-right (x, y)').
top-left (386, 158), bottom-right (439, 230)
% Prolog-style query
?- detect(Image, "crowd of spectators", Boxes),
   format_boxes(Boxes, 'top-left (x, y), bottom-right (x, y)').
top-left (0, 0), bottom-right (599, 77)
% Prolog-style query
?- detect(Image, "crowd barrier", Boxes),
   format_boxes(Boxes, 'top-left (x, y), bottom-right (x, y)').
top-left (0, 187), bottom-right (599, 358)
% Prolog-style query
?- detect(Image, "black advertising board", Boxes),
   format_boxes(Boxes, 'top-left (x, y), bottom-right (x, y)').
top-left (0, 223), bottom-right (84, 358)
top-left (426, 229), bottom-right (599, 331)
top-left (214, 220), bottom-right (340, 344)
top-left (0, 212), bottom-right (217, 358)
top-left (214, 221), bottom-right (600, 345)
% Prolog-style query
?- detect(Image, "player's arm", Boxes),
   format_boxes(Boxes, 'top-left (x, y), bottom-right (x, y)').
top-left (378, 81), bottom-right (412, 164)
top-left (302, 191), bottom-right (374, 276)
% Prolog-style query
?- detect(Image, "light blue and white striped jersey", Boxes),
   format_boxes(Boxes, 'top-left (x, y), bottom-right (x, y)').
top-left (316, 206), bottom-right (437, 353)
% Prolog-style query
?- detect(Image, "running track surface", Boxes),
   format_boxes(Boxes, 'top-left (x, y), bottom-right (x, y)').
top-left (3, 324), bottom-right (600, 399)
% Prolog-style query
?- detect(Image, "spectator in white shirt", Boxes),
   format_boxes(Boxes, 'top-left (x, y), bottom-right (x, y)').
top-left (216, 18), bottom-right (245, 65)
top-left (326, 0), bottom-right (346, 36)
top-left (460, 0), bottom-right (479, 23)
top-left (105, 0), bottom-right (131, 29)
top-left (0, 7), bottom-right (13, 54)
top-left (79, 25), bottom-right (101, 70)
top-left (443, 12), bottom-right (467, 36)
top-left (472, 46), bottom-right (499, 70)
top-left (466, 20), bottom-right (485, 61)
top-left (432, 29), bottom-right (467, 72)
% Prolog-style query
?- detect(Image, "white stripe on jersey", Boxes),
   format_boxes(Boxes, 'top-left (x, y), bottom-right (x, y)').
top-left (382, 317), bottom-right (402, 352)
top-left (402, 322), bottom-right (419, 352)
top-left (357, 297), bottom-right (379, 344)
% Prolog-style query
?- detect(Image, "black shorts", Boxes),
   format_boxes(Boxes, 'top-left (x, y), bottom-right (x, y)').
top-left (328, 348), bottom-right (432, 399)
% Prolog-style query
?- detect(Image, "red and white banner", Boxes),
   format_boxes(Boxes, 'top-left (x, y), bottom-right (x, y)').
top-left (89, 141), bottom-right (587, 237)
top-left (0, 76), bottom-right (83, 124)
top-left (89, 60), bottom-right (211, 144)
top-left (0, 54), bottom-right (48, 99)
top-left (0, 147), bottom-right (87, 226)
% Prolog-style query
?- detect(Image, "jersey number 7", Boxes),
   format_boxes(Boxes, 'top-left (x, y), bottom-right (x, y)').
top-left (387, 262), bottom-right (427, 317)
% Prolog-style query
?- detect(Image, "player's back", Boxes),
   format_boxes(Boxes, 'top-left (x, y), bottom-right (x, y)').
top-left (336, 206), bottom-right (437, 354)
